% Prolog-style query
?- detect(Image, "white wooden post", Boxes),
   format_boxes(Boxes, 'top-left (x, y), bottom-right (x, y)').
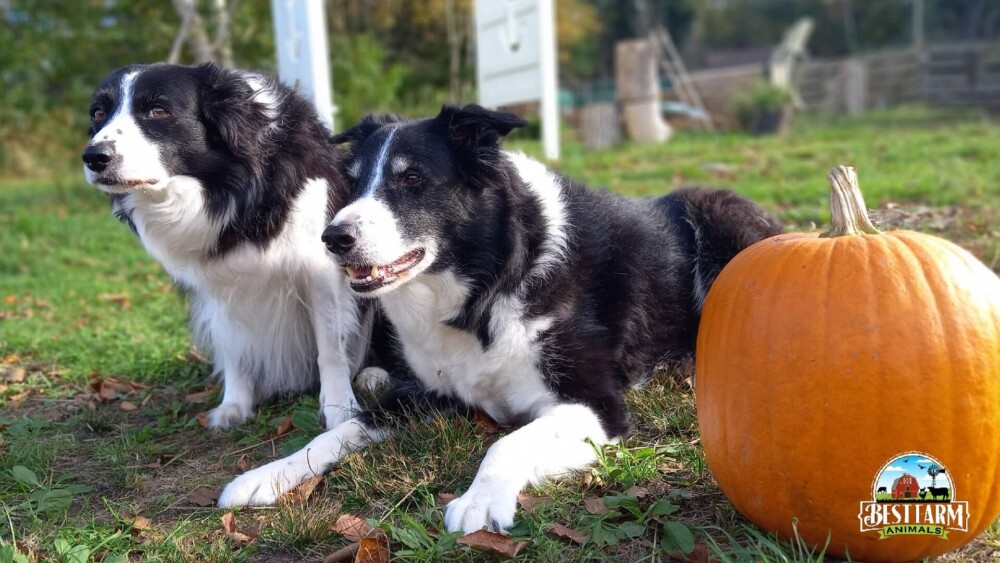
top-left (537, 0), bottom-right (559, 161)
top-left (271, 0), bottom-right (336, 130)
top-left (475, 0), bottom-right (560, 160)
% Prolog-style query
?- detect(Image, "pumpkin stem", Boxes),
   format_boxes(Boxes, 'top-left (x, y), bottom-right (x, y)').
top-left (820, 165), bottom-right (881, 238)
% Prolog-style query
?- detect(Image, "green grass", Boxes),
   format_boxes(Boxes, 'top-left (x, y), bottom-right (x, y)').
top-left (1, 107), bottom-right (999, 561)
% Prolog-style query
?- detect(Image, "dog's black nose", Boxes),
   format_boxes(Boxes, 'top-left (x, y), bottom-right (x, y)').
top-left (322, 224), bottom-right (357, 254)
top-left (82, 142), bottom-right (114, 172)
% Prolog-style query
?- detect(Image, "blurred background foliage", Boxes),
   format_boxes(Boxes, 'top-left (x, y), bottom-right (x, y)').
top-left (1, 0), bottom-right (997, 177)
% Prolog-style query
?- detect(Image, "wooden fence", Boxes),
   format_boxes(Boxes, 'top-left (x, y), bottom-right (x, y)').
top-left (684, 40), bottom-right (1000, 124)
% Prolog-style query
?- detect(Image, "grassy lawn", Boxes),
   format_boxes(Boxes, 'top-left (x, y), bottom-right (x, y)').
top-left (1, 107), bottom-right (998, 562)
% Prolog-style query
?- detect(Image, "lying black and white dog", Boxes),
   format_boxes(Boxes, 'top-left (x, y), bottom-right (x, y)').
top-left (82, 63), bottom-right (386, 431)
top-left (218, 105), bottom-right (781, 533)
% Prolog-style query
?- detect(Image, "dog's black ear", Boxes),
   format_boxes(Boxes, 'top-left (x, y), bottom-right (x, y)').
top-left (435, 104), bottom-right (527, 149)
top-left (199, 63), bottom-right (272, 163)
top-left (331, 113), bottom-right (404, 152)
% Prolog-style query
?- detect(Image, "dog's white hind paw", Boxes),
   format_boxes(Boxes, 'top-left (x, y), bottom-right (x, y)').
top-left (217, 457), bottom-right (318, 507)
top-left (444, 480), bottom-right (519, 534)
top-left (207, 402), bottom-right (253, 429)
top-left (354, 367), bottom-right (390, 393)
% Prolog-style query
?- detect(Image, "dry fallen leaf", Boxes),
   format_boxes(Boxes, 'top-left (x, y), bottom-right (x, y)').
top-left (665, 543), bottom-right (712, 563)
top-left (456, 530), bottom-right (527, 558)
top-left (548, 523), bottom-right (588, 545)
top-left (186, 485), bottom-right (220, 507)
top-left (91, 376), bottom-right (132, 403)
top-left (472, 410), bottom-right (500, 434)
top-left (119, 401), bottom-right (138, 412)
top-left (184, 388), bottom-right (216, 404)
top-left (277, 473), bottom-right (324, 506)
top-left (97, 292), bottom-right (131, 307)
top-left (583, 497), bottom-right (608, 515)
top-left (355, 535), bottom-right (390, 563)
top-left (186, 346), bottom-right (210, 364)
top-left (220, 511), bottom-right (259, 546)
top-left (625, 485), bottom-right (650, 498)
top-left (5, 368), bottom-right (26, 383)
top-left (196, 412), bottom-right (210, 427)
top-left (235, 454), bottom-right (254, 472)
top-left (129, 515), bottom-right (153, 532)
top-left (324, 543), bottom-right (360, 563)
top-left (270, 415), bottom-right (294, 439)
top-left (516, 493), bottom-right (552, 514)
top-left (333, 513), bottom-right (372, 542)
top-left (436, 492), bottom-right (457, 508)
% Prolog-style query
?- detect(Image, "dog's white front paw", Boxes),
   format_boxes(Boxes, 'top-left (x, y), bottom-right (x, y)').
top-left (317, 394), bottom-right (357, 431)
top-left (207, 402), bottom-right (253, 429)
top-left (354, 367), bottom-right (390, 393)
top-left (217, 457), bottom-right (317, 507)
top-left (444, 480), bottom-right (519, 534)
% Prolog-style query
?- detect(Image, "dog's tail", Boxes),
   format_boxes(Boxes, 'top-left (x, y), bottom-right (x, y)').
top-left (660, 188), bottom-right (782, 310)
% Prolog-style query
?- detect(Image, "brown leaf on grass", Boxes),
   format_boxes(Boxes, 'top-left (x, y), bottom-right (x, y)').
top-left (129, 514), bottom-right (153, 532)
top-left (2, 296), bottom-right (16, 306)
top-left (184, 388), bottom-right (216, 404)
top-left (90, 376), bottom-right (131, 402)
top-left (579, 471), bottom-right (594, 490)
top-left (196, 412), bottom-right (210, 427)
top-left (324, 542), bottom-right (361, 563)
top-left (277, 473), bottom-right (324, 506)
top-left (119, 401), bottom-right (138, 412)
top-left (436, 492), bottom-right (457, 508)
top-left (333, 513), bottom-right (373, 542)
top-left (186, 346), bottom-right (211, 365)
top-left (7, 389), bottom-right (31, 406)
top-left (235, 454), bottom-right (254, 472)
top-left (269, 415), bottom-right (294, 439)
top-left (355, 535), bottom-right (390, 563)
top-left (472, 410), bottom-right (500, 434)
top-left (456, 529), bottom-right (527, 558)
top-left (98, 292), bottom-right (131, 307)
top-left (0, 383), bottom-right (7, 394)
top-left (665, 543), bottom-right (712, 563)
top-left (583, 497), bottom-right (608, 515)
top-left (186, 485), bottom-right (220, 507)
top-left (220, 511), bottom-right (259, 546)
top-left (625, 485), bottom-right (650, 498)
top-left (548, 523), bottom-right (588, 544)
top-left (516, 493), bottom-right (552, 514)
top-left (5, 368), bottom-right (26, 383)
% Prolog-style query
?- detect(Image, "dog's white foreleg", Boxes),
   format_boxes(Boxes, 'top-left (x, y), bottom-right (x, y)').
top-left (205, 305), bottom-right (256, 429)
top-left (217, 417), bottom-right (387, 507)
top-left (444, 403), bottom-right (611, 533)
top-left (310, 274), bottom-right (360, 430)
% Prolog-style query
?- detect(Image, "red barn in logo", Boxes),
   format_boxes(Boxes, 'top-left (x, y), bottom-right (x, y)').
top-left (892, 473), bottom-right (920, 499)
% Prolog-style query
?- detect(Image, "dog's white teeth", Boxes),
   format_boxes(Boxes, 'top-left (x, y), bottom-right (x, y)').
top-left (345, 266), bottom-right (356, 277)
top-left (371, 265), bottom-right (380, 277)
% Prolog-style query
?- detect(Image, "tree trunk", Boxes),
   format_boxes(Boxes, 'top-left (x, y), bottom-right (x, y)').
top-left (445, 0), bottom-right (462, 103)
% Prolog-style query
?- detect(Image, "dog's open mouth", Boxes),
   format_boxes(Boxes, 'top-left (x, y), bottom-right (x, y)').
top-left (343, 248), bottom-right (426, 293)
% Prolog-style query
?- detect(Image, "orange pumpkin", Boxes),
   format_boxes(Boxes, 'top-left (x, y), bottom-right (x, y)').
top-left (696, 166), bottom-right (1000, 562)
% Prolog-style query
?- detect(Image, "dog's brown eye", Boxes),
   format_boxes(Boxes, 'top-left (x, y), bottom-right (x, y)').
top-left (403, 173), bottom-right (423, 186)
top-left (148, 106), bottom-right (169, 119)
top-left (92, 109), bottom-right (106, 121)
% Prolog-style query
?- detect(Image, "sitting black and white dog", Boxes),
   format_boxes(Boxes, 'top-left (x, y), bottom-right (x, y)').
top-left (217, 105), bottom-right (781, 532)
top-left (82, 63), bottom-right (386, 431)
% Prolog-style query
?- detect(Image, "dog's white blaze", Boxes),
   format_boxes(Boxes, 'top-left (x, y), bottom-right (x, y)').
top-left (363, 128), bottom-right (397, 196)
top-left (87, 70), bottom-right (171, 188)
top-left (218, 417), bottom-right (386, 507)
top-left (122, 177), bottom-right (361, 429)
top-left (445, 403), bottom-right (611, 533)
top-left (380, 273), bottom-right (558, 425)
top-left (505, 152), bottom-right (569, 283)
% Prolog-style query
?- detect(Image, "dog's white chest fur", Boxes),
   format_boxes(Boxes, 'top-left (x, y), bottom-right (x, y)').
top-left (380, 272), bottom-right (556, 424)
top-left (117, 177), bottom-right (352, 400)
